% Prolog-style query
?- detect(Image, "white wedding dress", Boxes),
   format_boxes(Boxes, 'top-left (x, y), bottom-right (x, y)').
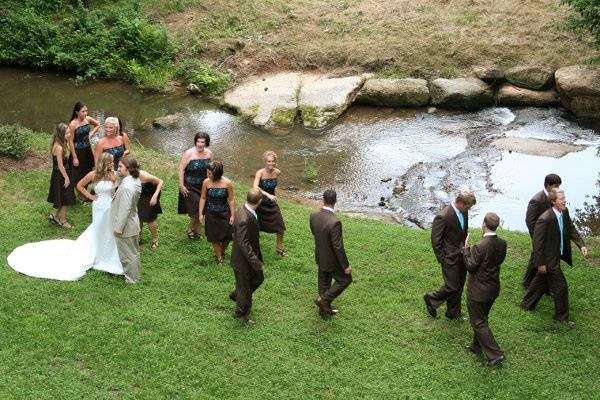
top-left (7, 180), bottom-right (124, 280)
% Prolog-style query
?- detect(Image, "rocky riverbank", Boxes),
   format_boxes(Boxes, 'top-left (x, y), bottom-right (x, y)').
top-left (185, 64), bottom-right (600, 134)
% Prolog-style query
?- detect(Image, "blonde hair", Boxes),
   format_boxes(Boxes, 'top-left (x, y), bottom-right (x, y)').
top-left (456, 190), bottom-right (476, 207)
top-left (93, 153), bottom-right (115, 184)
top-left (104, 117), bottom-right (119, 133)
top-left (548, 188), bottom-right (565, 204)
top-left (51, 123), bottom-right (70, 154)
top-left (263, 150), bottom-right (278, 162)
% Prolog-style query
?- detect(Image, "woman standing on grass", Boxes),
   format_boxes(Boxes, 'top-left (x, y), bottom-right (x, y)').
top-left (137, 168), bottom-right (164, 250)
top-left (48, 123), bottom-right (76, 229)
top-left (178, 132), bottom-right (212, 240)
top-left (253, 150), bottom-right (287, 256)
top-left (94, 117), bottom-right (126, 171)
top-left (199, 161), bottom-right (234, 264)
top-left (68, 101), bottom-right (100, 199)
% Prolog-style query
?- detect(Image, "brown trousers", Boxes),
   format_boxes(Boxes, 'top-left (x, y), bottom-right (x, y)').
top-left (318, 269), bottom-right (352, 303)
top-left (232, 268), bottom-right (264, 320)
top-left (521, 264), bottom-right (569, 321)
top-left (429, 262), bottom-right (467, 318)
top-left (467, 298), bottom-right (503, 360)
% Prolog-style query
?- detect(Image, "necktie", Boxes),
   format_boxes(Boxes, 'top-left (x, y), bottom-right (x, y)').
top-left (558, 213), bottom-right (564, 256)
top-left (457, 212), bottom-right (465, 231)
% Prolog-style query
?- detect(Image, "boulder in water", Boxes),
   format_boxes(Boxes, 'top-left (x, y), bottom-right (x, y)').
top-left (430, 78), bottom-right (493, 110)
top-left (152, 113), bottom-right (185, 129)
top-left (496, 84), bottom-right (559, 107)
top-left (355, 78), bottom-right (430, 107)
top-left (505, 65), bottom-right (554, 90)
top-left (555, 65), bottom-right (600, 119)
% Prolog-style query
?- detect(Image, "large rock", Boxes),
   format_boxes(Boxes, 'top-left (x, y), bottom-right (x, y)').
top-left (555, 65), bottom-right (600, 119)
top-left (430, 78), bottom-right (493, 110)
top-left (298, 75), bottom-right (365, 129)
top-left (473, 66), bottom-right (505, 83)
top-left (496, 83), bottom-right (559, 107)
top-left (492, 137), bottom-right (585, 158)
top-left (223, 73), bottom-right (302, 134)
top-left (505, 65), bottom-right (554, 90)
top-left (152, 113), bottom-right (185, 129)
top-left (355, 78), bottom-right (430, 107)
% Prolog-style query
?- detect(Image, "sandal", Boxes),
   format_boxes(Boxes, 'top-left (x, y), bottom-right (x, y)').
top-left (48, 214), bottom-right (58, 224)
top-left (56, 218), bottom-right (74, 229)
top-left (186, 229), bottom-right (196, 240)
top-left (151, 239), bottom-right (159, 250)
top-left (276, 247), bottom-right (288, 257)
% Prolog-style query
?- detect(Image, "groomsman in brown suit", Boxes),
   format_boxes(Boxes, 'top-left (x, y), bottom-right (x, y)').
top-left (521, 189), bottom-right (587, 325)
top-left (523, 173), bottom-right (562, 288)
top-left (229, 188), bottom-right (264, 325)
top-left (424, 190), bottom-right (476, 319)
top-left (463, 213), bottom-right (507, 367)
top-left (309, 189), bottom-right (352, 315)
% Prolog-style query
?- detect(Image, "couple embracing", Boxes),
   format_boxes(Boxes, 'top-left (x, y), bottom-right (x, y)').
top-left (8, 154), bottom-right (142, 283)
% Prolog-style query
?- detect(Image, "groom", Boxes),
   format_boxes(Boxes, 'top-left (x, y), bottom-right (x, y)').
top-left (112, 156), bottom-right (142, 283)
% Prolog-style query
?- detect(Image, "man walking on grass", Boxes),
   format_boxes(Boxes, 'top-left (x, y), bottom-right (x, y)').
top-left (309, 189), bottom-right (352, 316)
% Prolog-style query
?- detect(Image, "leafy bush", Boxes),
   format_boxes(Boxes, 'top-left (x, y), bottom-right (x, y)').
top-left (0, 1), bottom-right (176, 87)
top-left (175, 60), bottom-right (231, 96)
top-left (562, 0), bottom-right (600, 41)
top-left (0, 125), bottom-right (32, 160)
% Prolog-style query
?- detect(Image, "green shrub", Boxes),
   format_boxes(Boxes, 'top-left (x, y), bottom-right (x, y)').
top-left (175, 60), bottom-right (231, 96)
top-left (0, 125), bottom-right (32, 160)
top-left (0, 1), bottom-right (176, 85)
top-left (562, 0), bottom-right (600, 42)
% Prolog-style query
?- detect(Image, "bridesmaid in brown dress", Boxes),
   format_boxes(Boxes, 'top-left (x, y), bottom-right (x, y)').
top-left (67, 102), bottom-right (100, 197)
top-left (199, 161), bottom-right (235, 264)
top-left (253, 150), bottom-right (287, 256)
top-left (137, 169), bottom-right (163, 249)
top-left (178, 132), bottom-right (212, 239)
top-left (48, 123), bottom-right (76, 229)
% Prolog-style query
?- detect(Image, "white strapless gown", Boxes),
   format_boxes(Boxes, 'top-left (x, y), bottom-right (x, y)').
top-left (7, 180), bottom-right (124, 280)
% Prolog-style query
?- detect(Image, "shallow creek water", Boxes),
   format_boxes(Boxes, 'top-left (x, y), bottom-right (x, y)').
top-left (1, 67), bottom-right (598, 232)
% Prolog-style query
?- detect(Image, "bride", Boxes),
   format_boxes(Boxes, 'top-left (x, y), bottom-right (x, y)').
top-left (7, 153), bottom-right (123, 280)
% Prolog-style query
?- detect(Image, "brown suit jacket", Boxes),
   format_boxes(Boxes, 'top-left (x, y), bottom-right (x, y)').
top-left (525, 190), bottom-right (551, 238)
top-left (309, 208), bottom-right (349, 272)
top-left (463, 235), bottom-right (507, 302)
top-left (231, 205), bottom-right (263, 272)
top-left (533, 208), bottom-right (585, 269)
top-left (431, 205), bottom-right (468, 266)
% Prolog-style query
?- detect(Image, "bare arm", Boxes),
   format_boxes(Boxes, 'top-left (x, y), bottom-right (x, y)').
top-left (227, 180), bottom-right (235, 224)
top-left (179, 151), bottom-right (190, 196)
top-left (87, 116), bottom-right (101, 138)
top-left (67, 125), bottom-right (78, 166)
top-left (198, 178), bottom-right (209, 224)
top-left (139, 170), bottom-right (163, 206)
top-left (94, 139), bottom-right (105, 164)
top-left (76, 171), bottom-right (97, 200)
top-left (253, 169), bottom-right (274, 200)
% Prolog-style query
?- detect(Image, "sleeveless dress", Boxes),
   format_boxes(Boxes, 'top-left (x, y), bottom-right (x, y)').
top-left (47, 153), bottom-right (75, 208)
top-left (103, 144), bottom-right (125, 170)
top-left (204, 187), bottom-right (233, 243)
top-left (8, 180), bottom-right (123, 280)
top-left (178, 158), bottom-right (210, 219)
top-left (72, 124), bottom-right (95, 186)
top-left (257, 178), bottom-right (286, 233)
top-left (138, 181), bottom-right (162, 223)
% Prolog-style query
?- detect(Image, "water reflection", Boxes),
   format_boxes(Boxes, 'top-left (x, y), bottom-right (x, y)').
top-left (1, 67), bottom-right (599, 232)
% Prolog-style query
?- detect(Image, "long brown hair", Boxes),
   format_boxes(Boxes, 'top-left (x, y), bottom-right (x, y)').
top-left (93, 153), bottom-right (115, 184)
top-left (51, 123), bottom-right (70, 155)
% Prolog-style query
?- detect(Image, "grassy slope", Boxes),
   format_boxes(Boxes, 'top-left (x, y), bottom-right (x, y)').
top-left (143, 0), bottom-right (599, 80)
top-left (0, 134), bottom-right (598, 399)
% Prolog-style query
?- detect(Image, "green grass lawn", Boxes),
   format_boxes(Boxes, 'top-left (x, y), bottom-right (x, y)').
top-left (0, 137), bottom-right (598, 399)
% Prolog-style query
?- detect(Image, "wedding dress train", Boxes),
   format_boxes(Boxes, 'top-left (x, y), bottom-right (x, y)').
top-left (7, 180), bottom-right (123, 280)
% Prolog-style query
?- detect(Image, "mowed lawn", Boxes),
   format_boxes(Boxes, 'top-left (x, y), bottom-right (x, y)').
top-left (0, 141), bottom-right (598, 399)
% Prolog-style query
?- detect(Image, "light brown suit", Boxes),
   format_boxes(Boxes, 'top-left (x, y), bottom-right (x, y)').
top-left (111, 175), bottom-right (142, 283)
